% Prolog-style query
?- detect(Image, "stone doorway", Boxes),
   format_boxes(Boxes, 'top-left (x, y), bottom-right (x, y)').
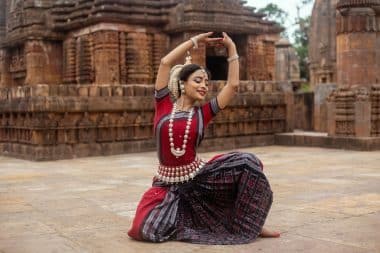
top-left (205, 34), bottom-right (246, 80)
top-left (206, 56), bottom-right (227, 80)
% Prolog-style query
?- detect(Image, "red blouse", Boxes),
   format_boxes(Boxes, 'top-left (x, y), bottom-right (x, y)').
top-left (154, 87), bottom-right (220, 166)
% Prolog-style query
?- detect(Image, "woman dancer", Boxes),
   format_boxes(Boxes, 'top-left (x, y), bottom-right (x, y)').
top-left (128, 32), bottom-right (280, 244)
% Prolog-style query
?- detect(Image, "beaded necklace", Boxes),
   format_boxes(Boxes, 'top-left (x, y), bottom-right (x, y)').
top-left (168, 103), bottom-right (194, 158)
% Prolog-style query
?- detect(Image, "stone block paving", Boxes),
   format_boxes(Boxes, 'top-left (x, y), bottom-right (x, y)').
top-left (0, 146), bottom-right (379, 253)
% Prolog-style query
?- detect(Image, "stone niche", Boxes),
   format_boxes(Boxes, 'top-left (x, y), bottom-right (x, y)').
top-left (0, 0), bottom-right (294, 160)
top-left (327, 85), bottom-right (380, 138)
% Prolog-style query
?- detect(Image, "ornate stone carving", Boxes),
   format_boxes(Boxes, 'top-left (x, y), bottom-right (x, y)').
top-left (355, 87), bottom-right (370, 101)
top-left (0, 1), bottom-right (288, 160)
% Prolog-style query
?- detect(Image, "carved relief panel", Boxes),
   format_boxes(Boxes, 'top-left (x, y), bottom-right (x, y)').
top-left (9, 47), bottom-right (25, 86)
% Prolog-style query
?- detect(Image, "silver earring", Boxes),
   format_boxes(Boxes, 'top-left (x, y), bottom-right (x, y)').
top-left (180, 80), bottom-right (185, 95)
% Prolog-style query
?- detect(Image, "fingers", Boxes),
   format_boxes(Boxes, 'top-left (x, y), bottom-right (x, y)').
top-left (198, 32), bottom-right (213, 39)
top-left (222, 32), bottom-right (230, 39)
top-left (194, 32), bottom-right (234, 47)
top-left (205, 38), bottom-right (223, 42)
top-left (222, 32), bottom-right (229, 43)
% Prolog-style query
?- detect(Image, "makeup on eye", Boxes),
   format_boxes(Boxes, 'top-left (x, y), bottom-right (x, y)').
top-left (193, 76), bottom-right (208, 83)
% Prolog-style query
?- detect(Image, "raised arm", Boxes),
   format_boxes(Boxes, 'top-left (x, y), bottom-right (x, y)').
top-left (216, 32), bottom-right (239, 109)
top-left (155, 32), bottom-right (215, 91)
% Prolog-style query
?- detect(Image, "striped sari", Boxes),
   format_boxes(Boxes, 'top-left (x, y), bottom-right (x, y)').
top-left (129, 152), bottom-right (273, 245)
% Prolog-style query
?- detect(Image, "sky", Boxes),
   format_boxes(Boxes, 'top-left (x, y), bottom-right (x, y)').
top-left (245, 0), bottom-right (314, 42)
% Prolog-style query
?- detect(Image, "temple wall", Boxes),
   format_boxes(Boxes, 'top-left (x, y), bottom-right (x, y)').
top-left (0, 81), bottom-right (291, 160)
top-left (247, 35), bottom-right (276, 81)
top-left (0, 0), bottom-right (287, 160)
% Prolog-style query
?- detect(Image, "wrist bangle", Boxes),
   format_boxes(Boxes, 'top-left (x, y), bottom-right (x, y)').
top-left (190, 37), bottom-right (198, 49)
top-left (227, 54), bottom-right (239, 62)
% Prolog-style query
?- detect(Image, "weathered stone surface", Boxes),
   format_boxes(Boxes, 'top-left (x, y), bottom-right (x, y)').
top-left (309, 0), bottom-right (339, 88)
top-left (294, 92), bottom-right (314, 131)
top-left (275, 130), bottom-right (380, 150)
top-left (310, 1), bottom-right (380, 140)
top-left (314, 83), bottom-right (337, 132)
top-left (326, 84), bottom-right (380, 137)
top-left (0, 0), bottom-right (289, 160)
top-left (275, 38), bottom-right (301, 85)
top-left (0, 81), bottom-right (291, 161)
top-left (0, 146), bottom-right (379, 252)
top-left (336, 1), bottom-right (380, 87)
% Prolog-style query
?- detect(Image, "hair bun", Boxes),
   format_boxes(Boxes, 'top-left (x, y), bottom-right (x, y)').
top-left (168, 65), bottom-right (184, 101)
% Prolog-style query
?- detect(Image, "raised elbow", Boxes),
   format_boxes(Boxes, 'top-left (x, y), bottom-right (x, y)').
top-left (230, 82), bottom-right (240, 88)
top-left (160, 58), bottom-right (171, 66)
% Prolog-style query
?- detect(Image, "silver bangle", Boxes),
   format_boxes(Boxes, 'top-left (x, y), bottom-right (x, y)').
top-left (227, 54), bottom-right (239, 62)
top-left (190, 37), bottom-right (198, 49)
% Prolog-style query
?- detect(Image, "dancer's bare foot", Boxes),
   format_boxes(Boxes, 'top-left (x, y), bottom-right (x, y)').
top-left (260, 227), bottom-right (281, 238)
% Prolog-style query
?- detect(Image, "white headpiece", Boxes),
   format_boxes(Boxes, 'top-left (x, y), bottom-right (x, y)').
top-left (168, 52), bottom-right (193, 101)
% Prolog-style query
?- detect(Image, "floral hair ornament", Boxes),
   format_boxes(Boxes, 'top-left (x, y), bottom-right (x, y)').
top-left (168, 51), bottom-right (193, 101)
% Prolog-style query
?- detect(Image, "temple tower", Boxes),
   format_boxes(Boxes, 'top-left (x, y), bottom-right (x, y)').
top-left (327, 0), bottom-right (380, 138)
top-left (309, 0), bottom-right (339, 87)
top-left (309, 0), bottom-right (339, 132)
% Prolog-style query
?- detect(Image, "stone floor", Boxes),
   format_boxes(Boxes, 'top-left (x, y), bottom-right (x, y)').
top-left (0, 146), bottom-right (379, 253)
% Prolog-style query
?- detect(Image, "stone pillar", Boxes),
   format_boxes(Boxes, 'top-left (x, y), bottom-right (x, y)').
top-left (275, 38), bottom-right (300, 82)
top-left (76, 35), bottom-right (93, 84)
top-left (285, 92), bottom-right (295, 132)
top-left (247, 35), bottom-right (265, 81)
top-left (119, 32), bottom-right (127, 84)
top-left (24, 40), bottom-right (62, 85)
top-left (264, 39), bottom-right (276, 81)
top-left (314, 83), bottom-right (337, 132)
top-left (354, 87), bottom-right (371, 137)
top-left (326, 99), bottom-right (336, 136)
top-left (279, 82), bottom-right (295, 132)
top-left (93, 31), bottom-right (120, 85)
top-left (24, 40), bottom-right (45, 85)
top-left (0, 49), bottom-right (12, 87)
top-left (247, 35), bottom-right (277, 81)
top-left (63, 37), bottom-right (77, 84)
top-left (126, 32), bottom-right (153, 84)
top-left (336, 6), bottom-right (377, 87)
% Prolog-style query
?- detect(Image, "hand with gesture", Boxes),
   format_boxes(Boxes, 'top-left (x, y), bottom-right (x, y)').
top-left (190, 32), bottom-right (223, 48)
top-left (201, 32), bottom-right (236, 51)
top-left (220, 32), bottom-right (236, 49)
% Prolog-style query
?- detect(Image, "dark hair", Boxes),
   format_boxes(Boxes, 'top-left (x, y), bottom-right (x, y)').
top-left (177, 64), bottom-right (211, 97)
top-left (178, 64), bottom-right (211, 81)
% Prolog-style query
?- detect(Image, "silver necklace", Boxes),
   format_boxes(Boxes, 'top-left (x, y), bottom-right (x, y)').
top-left (169, 103), bottom-right (194, 158)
